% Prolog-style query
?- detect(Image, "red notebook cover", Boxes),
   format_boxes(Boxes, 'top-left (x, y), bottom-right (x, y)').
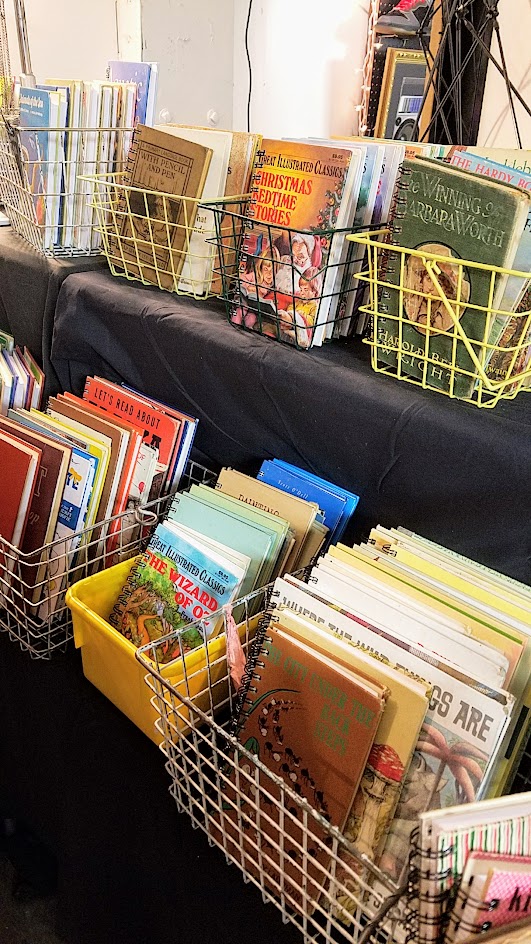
top-left (0, 430), bottom-right (41, 549)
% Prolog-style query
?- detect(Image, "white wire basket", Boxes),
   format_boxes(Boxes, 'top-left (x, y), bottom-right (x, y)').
top-left (0, 459), bottom-right (216, 659)
top-left (136, 584), bottom-right (415, 944)
top-left (0, 115), bottom-right (132, 257)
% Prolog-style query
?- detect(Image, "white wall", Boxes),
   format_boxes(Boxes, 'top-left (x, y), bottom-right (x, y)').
top-left (477, 0), bottom-right (531, 148)
top-left (141, 0), bottom-right (235, 128)
top-left (232, 0), bottom-right (368, 138)
top-left (5, 0), bottom-right (118, 80)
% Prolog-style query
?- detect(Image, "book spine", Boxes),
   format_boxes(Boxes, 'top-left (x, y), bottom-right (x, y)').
top-left (240, 149), bottom-right (266, 261)
top-left (228, 583), bottom-right (279, 741)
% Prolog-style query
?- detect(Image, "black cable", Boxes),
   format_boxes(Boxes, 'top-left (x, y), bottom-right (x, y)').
top-left (244, 0), bottom-right (253, 133)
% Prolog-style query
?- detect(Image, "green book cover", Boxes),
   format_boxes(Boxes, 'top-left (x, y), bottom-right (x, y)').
top-left (377, 157), bottom-right (530, 398)
top-left (167, 491), bottom-right (279, 599)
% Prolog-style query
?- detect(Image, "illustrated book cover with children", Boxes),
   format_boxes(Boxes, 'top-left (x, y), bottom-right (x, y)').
top-left (233, 139), bottom-right (361, 348)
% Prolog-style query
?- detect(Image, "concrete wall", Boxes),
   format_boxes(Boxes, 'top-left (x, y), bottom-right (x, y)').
top-left (232, 0), bottom-right (368, 138)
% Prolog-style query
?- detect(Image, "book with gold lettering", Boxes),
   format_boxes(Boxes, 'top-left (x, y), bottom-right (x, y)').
top-left (214, 621), bottom-right (387, 910)
top-left (377, 157), bottom-right (530, 397)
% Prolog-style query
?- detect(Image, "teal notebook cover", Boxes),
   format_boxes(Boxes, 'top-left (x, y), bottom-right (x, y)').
top-left (168, 492), bottom-right (277, 599)
top-left (378, 157), bottom-right (530, 397)
top-left (189, 484), bottom-right (288, 586)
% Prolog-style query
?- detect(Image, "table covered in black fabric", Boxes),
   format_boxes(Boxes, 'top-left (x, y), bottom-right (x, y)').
top-left (0, 226), bottom-right (105, 393)
top-left (51, 268), bottom-right (531, 585)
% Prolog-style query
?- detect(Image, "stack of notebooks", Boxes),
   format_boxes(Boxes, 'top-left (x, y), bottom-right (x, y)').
top-left (109, 463), bottom-right (360, 659)
top-left (417, 792), bottom-right (531, 943)
top-left (112, 122), bottom-right (262, 294)
top-left (0, 374), bottom-right (197, 620)
top-left (14, 60), bottom-right (158, 252)
top-left (213, 523), bottom-right (531, 924)
top-left (0, 330), bottom-right (44, 415)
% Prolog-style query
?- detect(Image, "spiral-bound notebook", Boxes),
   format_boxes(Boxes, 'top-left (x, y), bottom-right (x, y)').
top-left (446, 852), bottom-right (531, 943)
top-left (214, 608), bottom-right (387, 911)
top-left (235, 137), bottom-right (362, 347)
top-left (377, 156), bottom-right (530, 397)
top-left (417, 791), bottom-right (531, 944)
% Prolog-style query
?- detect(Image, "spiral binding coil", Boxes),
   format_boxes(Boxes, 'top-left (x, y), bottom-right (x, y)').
top-left (228, 584), bottom-right (279, 741)
top-left (378, 163), bottom-right (412, 312)
top-left (108, 553), bottom-right (147, 629)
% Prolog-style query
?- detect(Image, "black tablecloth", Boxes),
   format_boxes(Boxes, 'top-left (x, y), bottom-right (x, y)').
top-left (0, 633), bottom-right (301, 944)
top-left (52, 269), bottom-right (531, 585)
top-left (0, 226), bottom-right (105, 393)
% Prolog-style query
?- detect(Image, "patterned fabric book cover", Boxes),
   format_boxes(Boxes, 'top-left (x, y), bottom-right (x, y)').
top-left (448, 853), bottom-right (531, 942)
top-left (377, 157), bottom-right (531, 397)
top-left (214, 622), bottom-right (386, 910)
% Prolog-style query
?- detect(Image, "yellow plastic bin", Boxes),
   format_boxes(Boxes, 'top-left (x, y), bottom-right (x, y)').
top-left (65, 558), bottom-right (240, 746)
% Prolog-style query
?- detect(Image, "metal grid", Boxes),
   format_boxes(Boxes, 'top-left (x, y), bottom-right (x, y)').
top-left (207, 199), bottom-right (365, 350)
top-left (0, 459), bottom-right (215, 659)
top-left (84, 172), bottom-right (223, 298)
top-left (348, 230), bottom-right (531, 408)
top-left (137, 587), bottom-right (413, 944)
top-left (0, 117), bottom-right (132, 257)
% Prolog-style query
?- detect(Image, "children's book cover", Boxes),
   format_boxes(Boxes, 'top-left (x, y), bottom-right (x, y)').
top-left (18, 87), bottom-right (50, 230)
top-left (234, 138), bottom-right (354, 346)
top-left (110, 520), bottom-right (246, 659)
top-left (107, 61), bottom-right (151, 126)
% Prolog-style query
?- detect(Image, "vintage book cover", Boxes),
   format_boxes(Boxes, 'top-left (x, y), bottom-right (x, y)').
top-left (0, 430), bottom-right (41, 549)
top-left (276, 572), bottom-right (513, 885)
top-left (117, 124), bottom-right (212, 288)
top-left (109, 519), bottom-right (249, 657)
top-left (151, 126), bottom-right (232, 295)
top-left (83, 375), bottom-right (182, 497)
top-left (270, 590), bottom-right (430, 919)
top-left (377, 157), bottom-right (531, 397)
top-left (447, 853), bottom-right (531, 943)
top-left (118, 384), bottom-right (198, 493)
top-left (216, 467), bottom-right (319, 573)
top-left (214, 623), bottom-right (386, 910)
top-left (235, 138), bottom-right (358, 347)
top-left (167, 491), bottom-right (279, 601)
top-left (189, 483), bottom-right (291, 583)
top-left (0, 416), bottom-right (70, 601)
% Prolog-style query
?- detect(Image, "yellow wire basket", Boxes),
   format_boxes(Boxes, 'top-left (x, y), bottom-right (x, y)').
top-left (83, 172), bottom-right (238, 298)
top-left (348, 231), bottom-right (531, 408)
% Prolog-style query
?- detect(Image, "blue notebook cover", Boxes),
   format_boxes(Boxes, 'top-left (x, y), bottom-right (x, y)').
top-left (267, 459), bottom-right (359, 543)
top-left (18, 87), bottom-right (50, 225)
top-left (107, 61), bottom-right (151, 125)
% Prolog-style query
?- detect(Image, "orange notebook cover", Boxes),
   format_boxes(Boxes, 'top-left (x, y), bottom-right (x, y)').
top-left (214, 623), bottom-right (386, 910)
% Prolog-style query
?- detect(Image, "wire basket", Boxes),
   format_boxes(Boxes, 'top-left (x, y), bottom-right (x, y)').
top-left (0, 459), bottom-right (215, 659)
top-left (206, 199), bottom-right (366, 350)
top-left (0, 115), bottom-right (132, 257)
top-left (136, 584), bottom-right (414, 944)
top-left (83, 172), bottom-right (230, 298)
top-left (348, 231), bottom-right (531, 408)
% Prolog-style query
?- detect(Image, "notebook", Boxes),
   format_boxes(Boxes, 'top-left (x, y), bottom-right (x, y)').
top-left (213, 623), bottom-right (387, 912)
